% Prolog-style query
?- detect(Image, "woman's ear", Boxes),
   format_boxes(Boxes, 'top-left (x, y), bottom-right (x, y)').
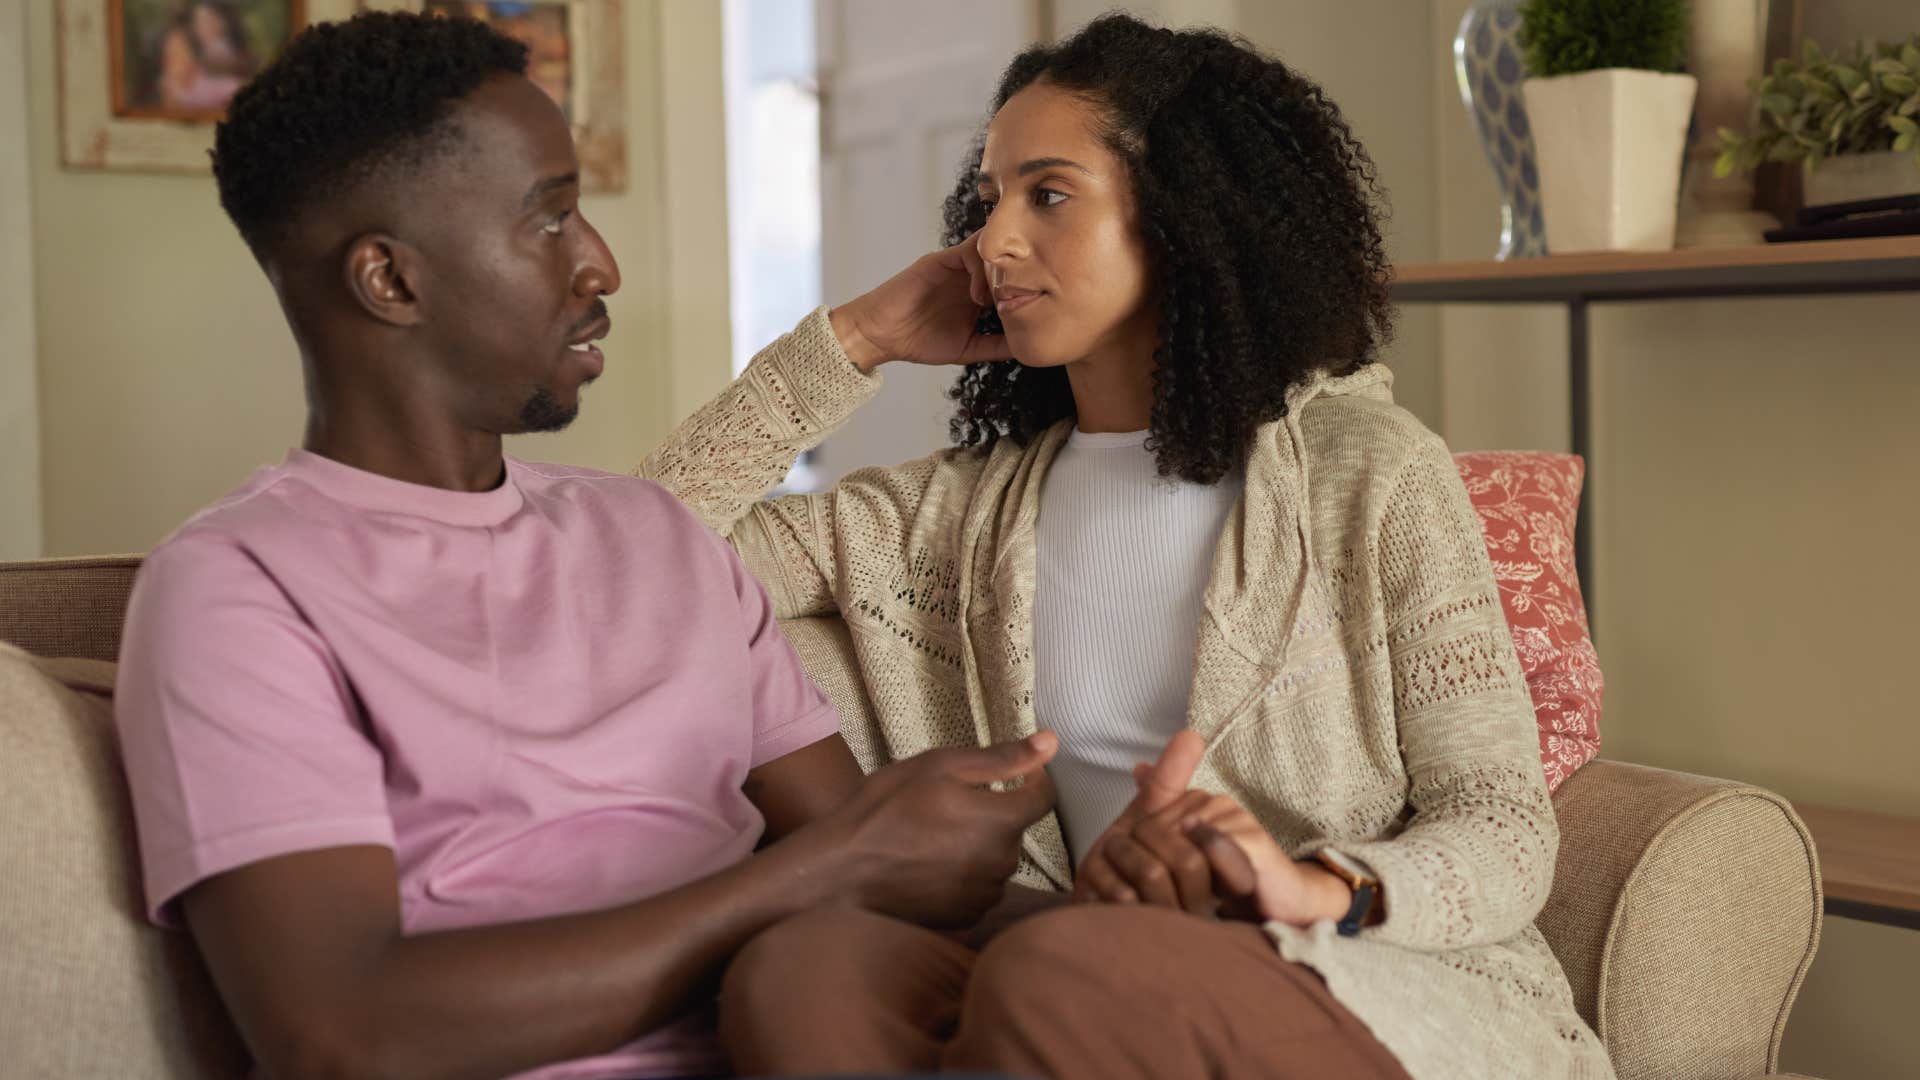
top-left (342, 233), bottom-right (426, 327)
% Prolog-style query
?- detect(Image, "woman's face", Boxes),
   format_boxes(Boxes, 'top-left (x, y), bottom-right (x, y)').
top-left (974, 82), bottom-right (1156, 368)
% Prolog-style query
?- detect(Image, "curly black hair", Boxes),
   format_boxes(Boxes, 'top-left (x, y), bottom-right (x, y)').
top-left (212, 12), bottom-right (528, 255)
top-left (942, 14), bottom-right (1395, 485)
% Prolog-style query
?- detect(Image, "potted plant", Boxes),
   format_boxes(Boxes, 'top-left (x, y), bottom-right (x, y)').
top-left (1715, 36), bottom-right (1920, 206)
top-left (1518, 0), bottom-right (1698, 252)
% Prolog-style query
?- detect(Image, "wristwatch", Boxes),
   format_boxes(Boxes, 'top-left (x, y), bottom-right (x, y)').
top-left (1315, 848), bottom-right (1380, 937)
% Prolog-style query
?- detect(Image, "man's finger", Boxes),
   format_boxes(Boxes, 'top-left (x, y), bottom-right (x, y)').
top-left (1137, 730), bottom-right (1206, 814)
top-left (945, 731), bottom-right (1060, 786)
top-left (1130, 802), bottom-right (1218, 916)
top-left (1079, 847), bottom-right (1140, 905)
top-left (985, 766), bottom-right (1058, 829)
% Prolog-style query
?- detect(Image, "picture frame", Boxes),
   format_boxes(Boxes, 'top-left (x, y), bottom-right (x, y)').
top-left (59, 0), bottom-right (311, 172)
top-left (363, 0), bottom-right (627, 193)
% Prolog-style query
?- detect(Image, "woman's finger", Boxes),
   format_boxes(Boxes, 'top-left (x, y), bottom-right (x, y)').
top-left (960, 230), bottom-right (991, 307)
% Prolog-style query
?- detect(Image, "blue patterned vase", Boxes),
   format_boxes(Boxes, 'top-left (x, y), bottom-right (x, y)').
top-left (1455, 1), bottom-right (1548, 258)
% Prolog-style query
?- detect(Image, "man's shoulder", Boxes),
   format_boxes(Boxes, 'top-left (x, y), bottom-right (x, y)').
top-left (510, 459), bottom-right (715, 536)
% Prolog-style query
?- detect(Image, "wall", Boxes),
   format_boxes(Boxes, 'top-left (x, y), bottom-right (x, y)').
top-left (1, 0), bottom-right (42, 559)
top-left (1428, 2), bottom-right (1920, 1076)
top-left (1048, 0), bottom-right (1445, 430)
top-left (24, 0), bottom-right (726, 556)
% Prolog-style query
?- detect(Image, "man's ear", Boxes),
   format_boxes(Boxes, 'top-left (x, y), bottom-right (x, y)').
top-left (343, 234), bottom-right (426, 327)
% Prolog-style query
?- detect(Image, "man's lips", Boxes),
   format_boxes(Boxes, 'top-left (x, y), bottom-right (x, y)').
top-left (566, 316), bottom-right (611, 350)
top-left (992, 286), bottom-right (1043, 316)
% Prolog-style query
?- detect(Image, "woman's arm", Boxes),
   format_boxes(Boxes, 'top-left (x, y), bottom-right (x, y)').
top-left (1319, 431), bottom-right (1558, 953)
top-left (638, 308), bottom-right (881, 618)
top-left (638, 243), bottom-right (1011, 620)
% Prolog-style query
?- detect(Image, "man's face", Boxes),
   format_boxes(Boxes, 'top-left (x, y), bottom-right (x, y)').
top-left (407, 73), bottom-right (620, 434)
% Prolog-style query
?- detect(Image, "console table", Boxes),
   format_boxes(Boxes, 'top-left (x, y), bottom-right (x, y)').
top-left (1391, 236), bottom-right (1920, 931)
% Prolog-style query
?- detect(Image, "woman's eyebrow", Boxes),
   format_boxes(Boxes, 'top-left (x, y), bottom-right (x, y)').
top-left (978, 156), bottom-right (1094, 182)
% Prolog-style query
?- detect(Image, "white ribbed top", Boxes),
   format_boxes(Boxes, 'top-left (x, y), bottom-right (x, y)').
top-left (1034, 427), bottom-right (1245, 867)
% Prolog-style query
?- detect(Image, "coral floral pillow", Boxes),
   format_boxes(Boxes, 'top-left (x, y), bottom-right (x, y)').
top-left (1454, 452), bottom-right (1604, 793)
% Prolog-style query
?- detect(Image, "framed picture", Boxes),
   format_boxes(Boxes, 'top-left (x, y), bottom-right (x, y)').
top-left (365, 0), bottom-right (627, 192)
top-left (59, 0), bottom-right (311, 172)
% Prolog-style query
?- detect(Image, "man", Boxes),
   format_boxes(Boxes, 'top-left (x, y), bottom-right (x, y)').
top-left (115, 13), bottom-right (1046, 1079)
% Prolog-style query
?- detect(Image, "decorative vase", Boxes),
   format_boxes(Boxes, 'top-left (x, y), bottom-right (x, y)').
top-left (1524, 69), bottom-right (1699, 253)
top-left (1455, 0), bottom-right (1547, 259)
top-left (1803, 151), bottom-right (1920, 207)
top-left (1676, 0), bottom-right (1780, 247)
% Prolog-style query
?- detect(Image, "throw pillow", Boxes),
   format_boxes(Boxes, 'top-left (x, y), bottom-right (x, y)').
top-left (1454, 452), bottom-right (1604, 792)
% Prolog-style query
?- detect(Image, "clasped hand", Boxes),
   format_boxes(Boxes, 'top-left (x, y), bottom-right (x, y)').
top-left (1071, 731), bottom-right (1351, 928)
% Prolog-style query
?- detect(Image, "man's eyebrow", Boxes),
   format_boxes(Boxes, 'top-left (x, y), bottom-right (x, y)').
top-left (977, 157), bottom-right (1094, 183)
top-left (521, 172), bottom-right (579, 210)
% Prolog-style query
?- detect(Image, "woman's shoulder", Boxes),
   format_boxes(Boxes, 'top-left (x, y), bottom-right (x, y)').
top-left (1294, 364), bottom-right (1449, 475)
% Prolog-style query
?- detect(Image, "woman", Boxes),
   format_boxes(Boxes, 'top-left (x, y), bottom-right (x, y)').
top-left (641, 14), bottom-right (1612, 1080)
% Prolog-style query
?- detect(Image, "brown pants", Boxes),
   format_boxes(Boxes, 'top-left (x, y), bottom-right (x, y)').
top-left (718, 903), bottom-right (1413, 1080)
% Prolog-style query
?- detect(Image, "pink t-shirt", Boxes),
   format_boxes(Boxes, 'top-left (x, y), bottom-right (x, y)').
top-left (115, 449), bottom-right (840, 1080)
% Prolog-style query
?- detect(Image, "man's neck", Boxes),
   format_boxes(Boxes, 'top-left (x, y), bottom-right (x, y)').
top-left (303, 410), bottom-right (509, 493)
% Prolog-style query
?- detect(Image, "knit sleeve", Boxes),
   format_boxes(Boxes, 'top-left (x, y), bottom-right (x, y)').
top-left (637, 307), bottom-right (928, 620)
top-left (1322, 431), bottom-right (1558, 953)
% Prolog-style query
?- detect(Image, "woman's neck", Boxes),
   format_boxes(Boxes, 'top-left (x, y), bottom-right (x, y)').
top-left (1065, 327), bottom-right (1158, 434)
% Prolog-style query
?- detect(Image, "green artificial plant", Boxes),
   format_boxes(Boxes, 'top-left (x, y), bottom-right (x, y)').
top-left (1517, 0), bottom-right (1691, 78)
top-left (1715, 36), bottom-right (1920, 177)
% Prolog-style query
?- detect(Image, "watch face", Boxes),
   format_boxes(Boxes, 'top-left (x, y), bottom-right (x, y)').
top-left (1321, 848), bottom-right (1375, 885)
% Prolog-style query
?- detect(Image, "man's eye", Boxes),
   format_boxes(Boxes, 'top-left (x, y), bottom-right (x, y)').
top-left (543, 211), bottom-right (572, 236)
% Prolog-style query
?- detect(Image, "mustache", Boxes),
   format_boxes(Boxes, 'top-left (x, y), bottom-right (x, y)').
top-left (566, 298), bottom-right (611, 339)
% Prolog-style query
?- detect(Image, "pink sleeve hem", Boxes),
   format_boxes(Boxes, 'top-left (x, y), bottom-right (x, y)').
top-left (748, 699), bottom-right (841, 770)
top-left (145, 815), bottom-right (396, 928)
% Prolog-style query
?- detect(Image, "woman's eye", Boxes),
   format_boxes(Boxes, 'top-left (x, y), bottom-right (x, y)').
top-left (543, 211), bottom-right (572, 236)
top-left (978, 196), bottom-right (998, 214)
top-left (1034, 188), bottom-right (1067, 208)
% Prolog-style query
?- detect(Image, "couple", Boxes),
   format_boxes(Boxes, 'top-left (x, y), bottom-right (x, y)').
top-left (115, 11), bottom-right (1614, 1080)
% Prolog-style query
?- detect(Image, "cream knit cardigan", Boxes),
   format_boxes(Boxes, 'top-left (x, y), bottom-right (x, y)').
top-left (639, 309), bottom-right (1616, 1080)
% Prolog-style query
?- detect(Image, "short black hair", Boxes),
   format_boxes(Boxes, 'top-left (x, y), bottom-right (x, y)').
top-left (943, 14), bottom-right (1395, 485)
top-left (212, 11), bottom-right (529, 255)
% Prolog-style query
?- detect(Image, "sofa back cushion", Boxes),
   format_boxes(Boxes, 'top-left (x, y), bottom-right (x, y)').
top-left (0, 556), bottom-right (142, 664)
top-left (0, 642), bottom-right (247, 1077)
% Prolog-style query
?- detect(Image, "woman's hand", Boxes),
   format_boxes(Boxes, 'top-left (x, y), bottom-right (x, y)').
top-left (828, 234), bottom-right (1012, 373)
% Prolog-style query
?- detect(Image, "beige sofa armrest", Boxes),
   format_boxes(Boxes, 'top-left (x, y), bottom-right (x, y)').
top-left (1541, 760), bottom-right (1822, 1080)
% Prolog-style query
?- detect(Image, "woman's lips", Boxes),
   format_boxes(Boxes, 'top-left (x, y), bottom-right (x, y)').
top-left (993, 288), bottom-right (1043, 316)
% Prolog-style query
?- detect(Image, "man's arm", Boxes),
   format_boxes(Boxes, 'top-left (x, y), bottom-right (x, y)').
top-left (185, 732), bottom-right (1059, 1080)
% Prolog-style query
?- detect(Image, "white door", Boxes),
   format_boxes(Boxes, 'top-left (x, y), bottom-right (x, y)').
top-left (811, 0), bottom-right (1040, 486)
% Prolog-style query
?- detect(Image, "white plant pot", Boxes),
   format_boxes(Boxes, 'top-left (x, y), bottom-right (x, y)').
top-left (1523, 69), bottom-right (1699, 252)
top-left (1803, 150), bottom-right (1920, 207)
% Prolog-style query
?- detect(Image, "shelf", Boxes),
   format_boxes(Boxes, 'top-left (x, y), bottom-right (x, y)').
top-left (1794, 803), bottom-right (1920, 930)
top-left (1392, 236), bottom-right (1920, 304)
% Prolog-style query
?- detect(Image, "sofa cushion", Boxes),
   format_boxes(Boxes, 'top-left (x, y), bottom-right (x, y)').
top-left (1454, 452), bottom-right (1604, 792)
top-left (0, 642), bottom-right (247, 1077)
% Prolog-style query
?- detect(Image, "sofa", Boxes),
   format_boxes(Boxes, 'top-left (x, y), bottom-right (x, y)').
top-left (1, 554), bottom-right (1824, 1079)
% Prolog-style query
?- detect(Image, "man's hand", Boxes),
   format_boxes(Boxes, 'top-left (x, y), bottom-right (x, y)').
top-left (1072, 730), bottom-right (1354, 929)
top-left (1072, 730), bottom-right (1207, 906)
top-left (1180, 797), bottom-right (1354, 928)
top-left (822, 731), bottom-right (1059, 928)
top-left (828, 234), bottom-right (1013, 373)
